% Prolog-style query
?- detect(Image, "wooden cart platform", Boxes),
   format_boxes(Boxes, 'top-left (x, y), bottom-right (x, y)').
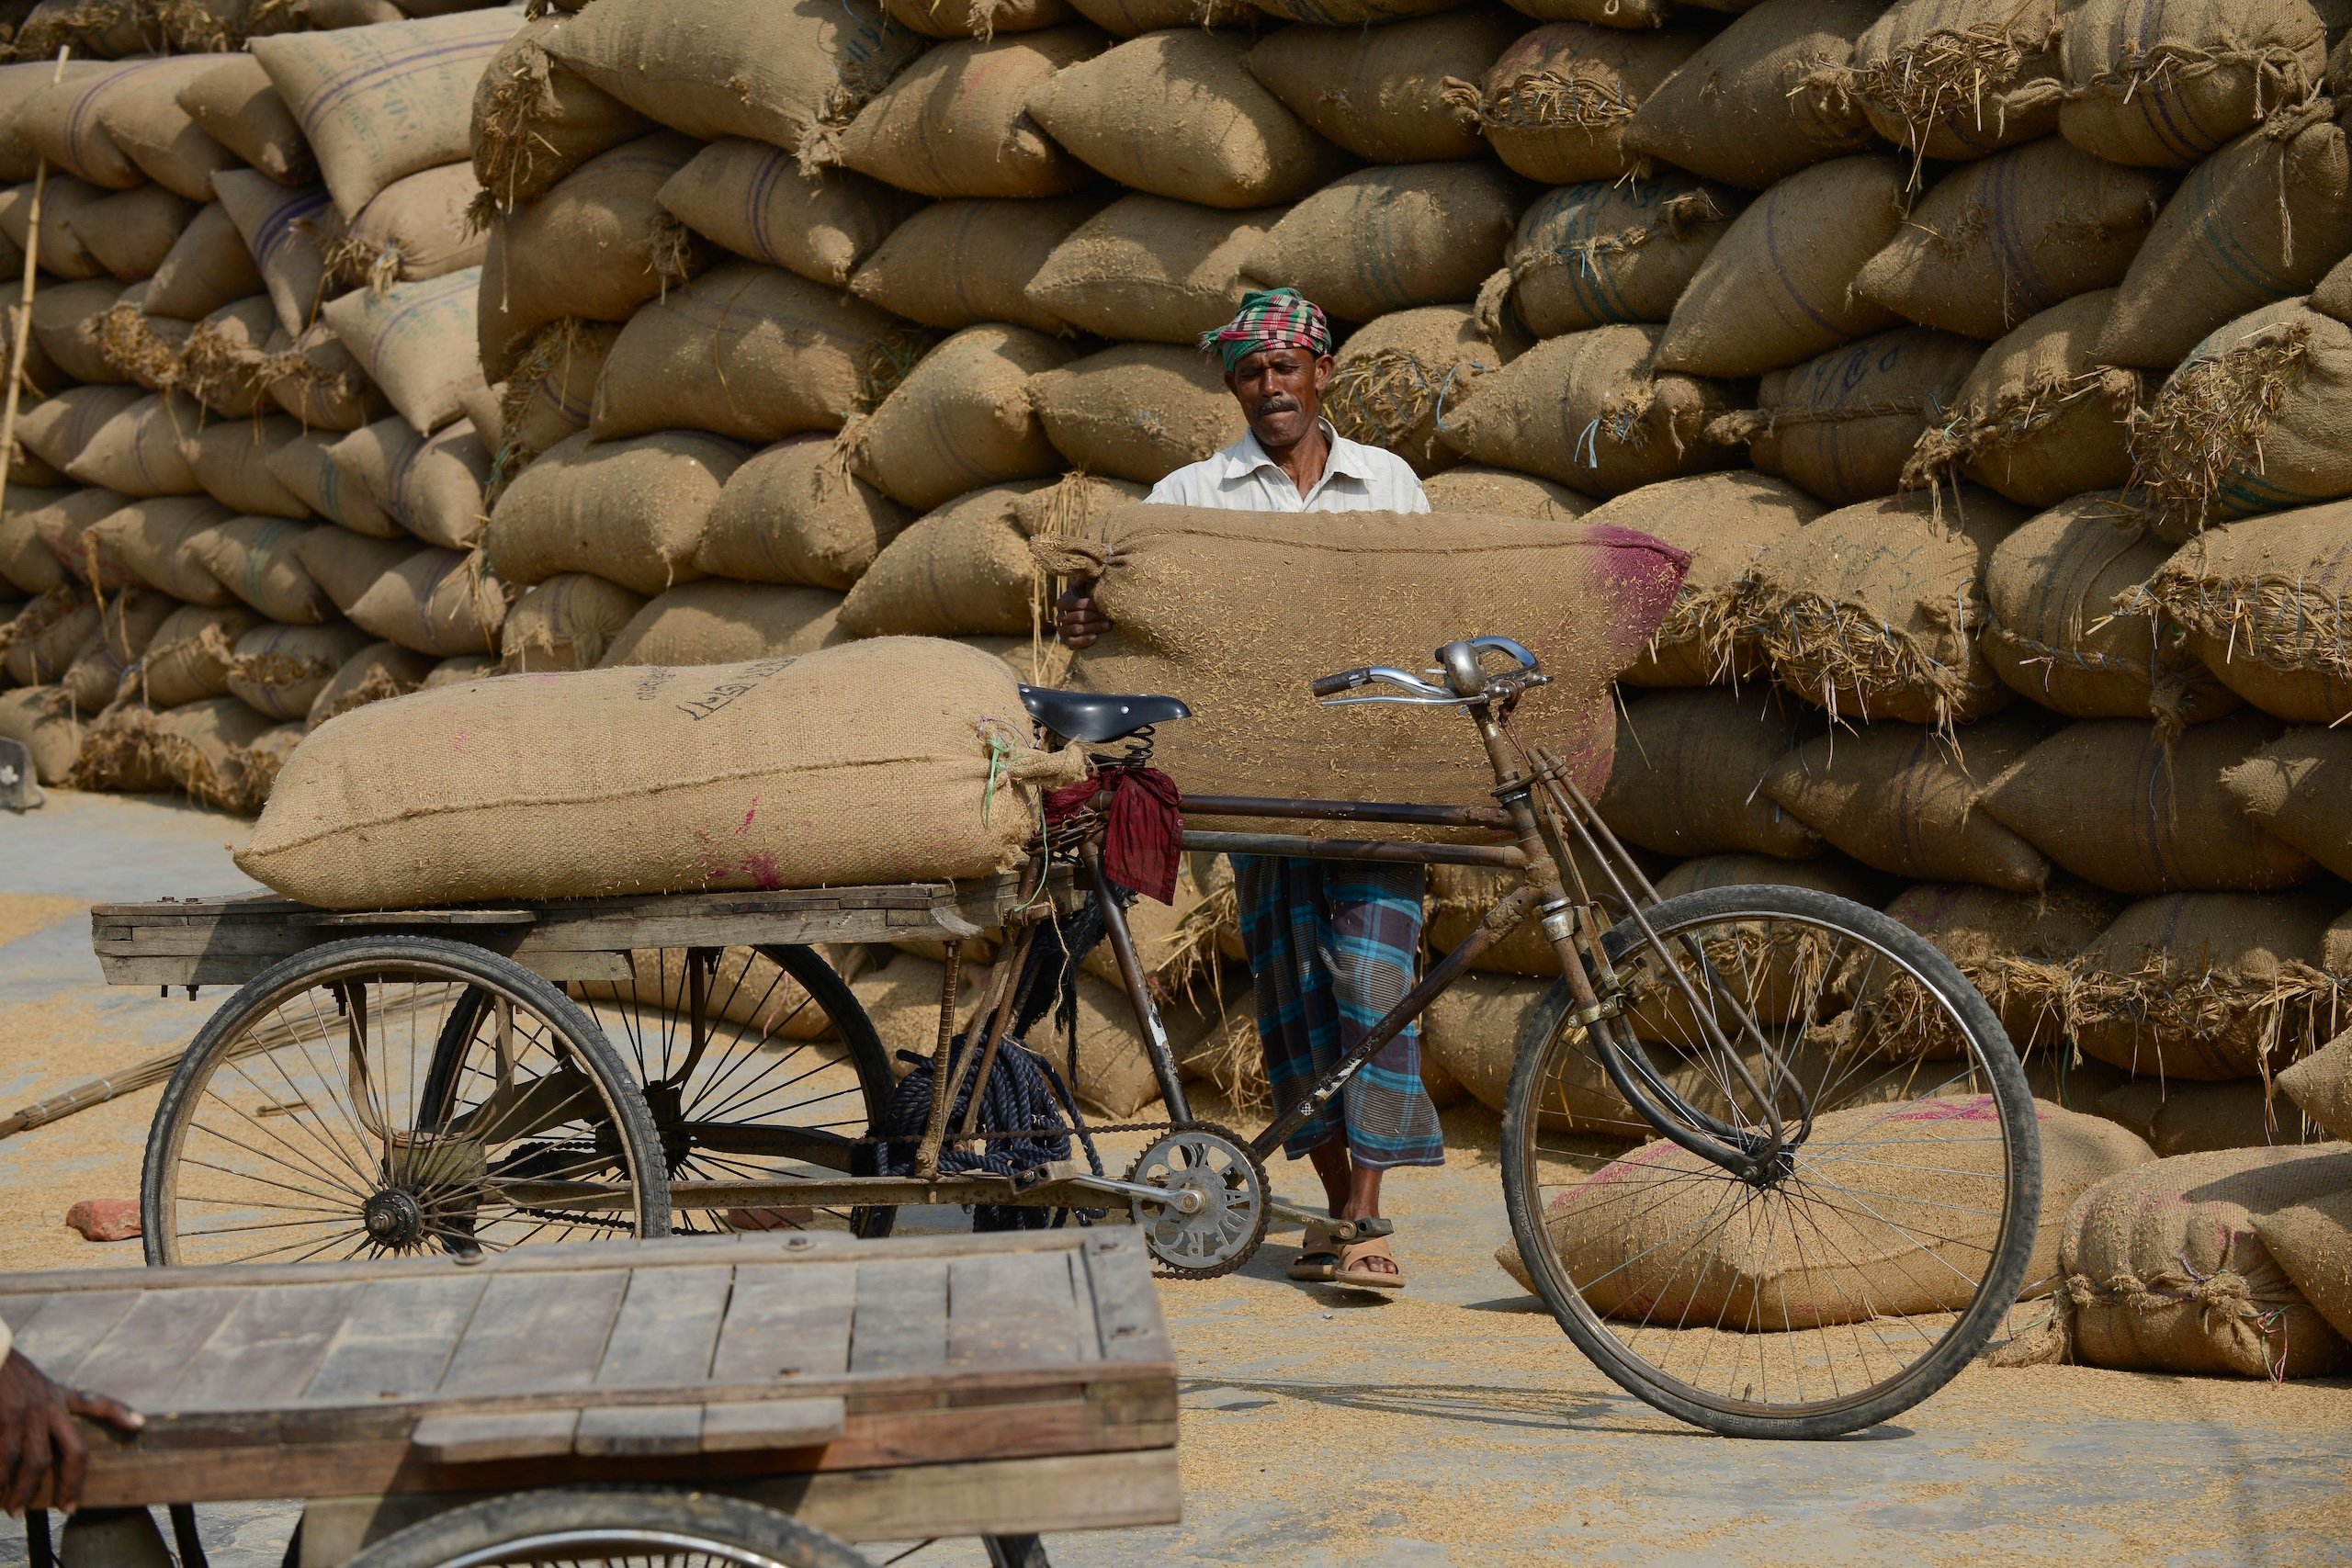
top-left (0, 1229), bottom-right (1177, 1556)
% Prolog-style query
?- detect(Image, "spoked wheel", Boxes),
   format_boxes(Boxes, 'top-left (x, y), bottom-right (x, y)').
top-left (1500, 884), bottom-right (2041, 1438)
top-left (566, 946), bottom-right (898, 1239)
top-left (344, 1488), bottom-right (876, 1568)
top-left (143, 937), bottom-right (670, 1266)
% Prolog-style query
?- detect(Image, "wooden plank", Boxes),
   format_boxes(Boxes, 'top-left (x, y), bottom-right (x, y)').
top-left (594, 1265), bottom-right (732, 1388)
top-left (67, 1288), bottom-right (246, 1408)
top-left (1080, 1234), bottom-right (1170, 1364)
top-left (409, 1410), bottom-right (576, 1463)
top-left (6, 1291), bottom-right (136, 1370)
top-left (699, 1396), bottom-right (844, 1451)
top-left (303, 1275), bottom-right (488, 1404)
top-left (849, 1258), bottom-right (947, 1376)
top-left (946, 1252), bottom-right (1081, 1370)
top-left (572, 1404), bottom-right (702, 1457)
top-left (168, 1281), bottom-right (368, 1412)
top-left (436, 1270), bottom-right (628, 1398)
top-left (710, 1261), bottom-right (855, 1382)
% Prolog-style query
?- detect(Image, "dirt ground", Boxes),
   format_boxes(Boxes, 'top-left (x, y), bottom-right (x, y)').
top-left (1, 791), bottom-right (2349, 1566)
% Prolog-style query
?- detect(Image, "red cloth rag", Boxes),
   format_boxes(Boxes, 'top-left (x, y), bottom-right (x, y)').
top-left (1045, 765), bottom-right (1184, 903)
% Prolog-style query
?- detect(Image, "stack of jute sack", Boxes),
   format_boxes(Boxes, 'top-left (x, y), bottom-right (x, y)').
top-left (0, 6), bottom-right (524, 809)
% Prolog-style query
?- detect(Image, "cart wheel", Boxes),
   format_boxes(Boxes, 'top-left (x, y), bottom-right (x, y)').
top-left (567, 946), bottom-right (899, 1239)
top-left (344, 1488), bottom-right (875, 1568)
top-left (142, 937), bottom-right (671, 1266)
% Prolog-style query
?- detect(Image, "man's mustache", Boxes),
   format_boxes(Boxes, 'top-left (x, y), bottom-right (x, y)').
top-left (1253, 396), bottom-right (1302, 417)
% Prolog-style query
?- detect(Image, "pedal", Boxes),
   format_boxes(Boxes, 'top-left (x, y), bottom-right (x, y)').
top-left (1265, 1197), bottom-right (1395, 1245)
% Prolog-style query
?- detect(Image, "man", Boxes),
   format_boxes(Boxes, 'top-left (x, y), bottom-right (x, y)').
top-left (1057, 287), bottom-right (1441, 1291)
top-left (0, 1322), bottom-right (143, 1514)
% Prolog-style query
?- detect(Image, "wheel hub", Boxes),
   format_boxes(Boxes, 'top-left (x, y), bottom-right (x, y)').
top-left (1125, 1125), bottom-right (1266, 1279)
top-left (361, 1187), bottom-right (426, 1247)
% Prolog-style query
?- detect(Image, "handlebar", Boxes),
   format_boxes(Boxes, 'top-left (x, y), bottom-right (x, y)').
top-left (1310, 637), bottom-right (1545, 705)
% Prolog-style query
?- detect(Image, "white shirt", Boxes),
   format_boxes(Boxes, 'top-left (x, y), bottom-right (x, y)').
top-left (1144, 421), bottom-right (1429, 513)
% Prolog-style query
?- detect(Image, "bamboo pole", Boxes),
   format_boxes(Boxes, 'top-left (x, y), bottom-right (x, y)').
top-left (0, 45), bottom-right (70, 523)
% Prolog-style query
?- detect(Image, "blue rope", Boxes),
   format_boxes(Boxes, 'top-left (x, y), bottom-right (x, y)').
top-left (876, 1031), bottom-right (1104, 1232)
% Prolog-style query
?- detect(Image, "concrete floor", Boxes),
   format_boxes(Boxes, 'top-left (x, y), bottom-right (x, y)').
top-left (1, 792), bottom-right (2349, 1567)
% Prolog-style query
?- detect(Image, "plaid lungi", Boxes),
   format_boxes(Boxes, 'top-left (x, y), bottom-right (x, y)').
top-left (1234, 855), bottom-right (1445, 1169)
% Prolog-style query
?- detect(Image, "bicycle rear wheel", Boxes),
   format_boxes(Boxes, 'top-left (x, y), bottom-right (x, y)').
top-left (1499, 884), bottom-right (2041, 1438)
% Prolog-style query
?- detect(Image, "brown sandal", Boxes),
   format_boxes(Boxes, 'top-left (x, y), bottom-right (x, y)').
top-left (1331, 1235), bottom-right (1405, 1291)
top-left (1288, 1224), bottom-right (1340, 1282)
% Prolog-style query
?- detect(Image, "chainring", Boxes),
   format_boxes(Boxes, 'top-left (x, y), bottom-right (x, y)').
top-left (1122, 1121), bottom-right (1270, 1280)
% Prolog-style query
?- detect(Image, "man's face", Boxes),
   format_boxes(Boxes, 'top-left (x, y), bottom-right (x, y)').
top-left (1226, 345), bottom-right (1335, 450)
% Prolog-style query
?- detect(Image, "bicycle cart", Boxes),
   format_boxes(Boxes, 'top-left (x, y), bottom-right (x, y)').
top-left (89, 636), bottom-right (2043, 1440)
top-left (6, 1227), bottom-right (1175, 1568)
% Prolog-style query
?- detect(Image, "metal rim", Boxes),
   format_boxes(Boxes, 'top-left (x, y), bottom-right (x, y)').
top-left (1125, 1122), bottom-right (1268, 1278)
top-left (431, 1528), bottom-right (821, 1568)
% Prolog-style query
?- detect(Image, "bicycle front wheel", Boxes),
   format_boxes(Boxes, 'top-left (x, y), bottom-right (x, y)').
top-left (1500, 884), bottom-right (2041, 1439)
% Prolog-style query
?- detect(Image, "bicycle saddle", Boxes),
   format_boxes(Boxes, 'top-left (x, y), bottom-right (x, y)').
top-left (1019, 684), bottom-right (1192, 743)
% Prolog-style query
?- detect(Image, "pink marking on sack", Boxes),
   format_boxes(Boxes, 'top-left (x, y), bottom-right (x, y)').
top-left (1889, 1095), bottom-right (1996, 1122)
top-left (738, 797), bottom-right (758, 834)
top-left (737, 851), bottom-right (782, 890)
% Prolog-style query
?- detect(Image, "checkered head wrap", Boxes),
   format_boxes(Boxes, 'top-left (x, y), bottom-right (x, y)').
top-left (1199, 287), bottom-right (1333, 374)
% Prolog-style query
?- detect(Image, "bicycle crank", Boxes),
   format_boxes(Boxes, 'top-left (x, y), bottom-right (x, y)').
top-left (1122, 1122), bottom-right (1269, 1280)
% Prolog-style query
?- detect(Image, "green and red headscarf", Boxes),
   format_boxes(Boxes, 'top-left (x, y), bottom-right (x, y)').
top-left (1199, 286), bottom-right (1333, 373)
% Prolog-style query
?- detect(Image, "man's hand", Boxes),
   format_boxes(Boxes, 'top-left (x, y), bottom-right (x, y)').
top-left (1056, 583), bottom-right (1112, 650)
top-left (0, 1348), bottom-right (141, 1514)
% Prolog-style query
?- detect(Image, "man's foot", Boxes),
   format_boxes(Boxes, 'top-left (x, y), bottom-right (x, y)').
top-left (1288, 1223), bottom-right (1340, 1282)
top-left (1331, 1235), bottom-right (1404, 1291)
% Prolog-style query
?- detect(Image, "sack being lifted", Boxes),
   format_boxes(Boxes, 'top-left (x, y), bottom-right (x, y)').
top-left (236, 637), bottom-right (1086, 909)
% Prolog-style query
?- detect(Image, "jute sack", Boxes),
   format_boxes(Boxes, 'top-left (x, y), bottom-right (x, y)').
top-left (841, 323), bottom-right (1073, 510)
top-left (1732, 327), bottom-right (1984, 506)
top-left (61, 591), bottom-right (172, 713)
top-left (1246, 10), bottom-right (1516, 164)
top-left (239, 637), bottom-right (1081, 908)
top-left (475, 133), bottom-right (705, 379)
top-left (2280, 1028), bottom-right (2352, 1139)
top-left (1851, 136), bottom-right (2172, 342)
top-left (243, 719), bottom-right (308, 807)
top-left (30, 492), bottom-right (137, 590)
top-left (1007, 469), bottom-right (1148, 544)
top-left (301, 536), bottom-right (507, 659)
top-left (1064, 0), bottom-right (1256, 33)
top-left (484, 430), bottom-right (746, 596)
top-left (1478, 175), bottom-right (1745, 341)
top-left (2255, 1182), bottom-right (2352, 1344)
top-left (1240, 164), bottom-right (1529, 322)
top-left (180, 298), bottom-right (282, 422)
top-left (0, 686), bottom-right (80, 782)
top-left (92, 299), bottom-right (196, 401)
top-left (881, 0), bottom-right (1073, 39)
top-left (1025, 29), bottom-right (1354, 209)
top-left (2058, 0), bottom-right (2332, 170)
top-left (599, 582), bottom-right (845, 668)
top-left (1023, 194), bottom-right (1280, 344)
top-left (0, 486), bottom-right (73, 594)
top-left (65, 392), bottom-right (200, 497)
top-left (96, 65), bottom-right (240, 203)
top-left (18, 58), bottom-right (218, 189)
top-left (224, 621), bottom-right (372, 722)
top-left (1842, 0), bottom-right (2064, 163)
top-left (251, 9), bottom-right (524, 219)
top-left (1656, 154), bottom-right (1906, 378)
top-left (1250, 0), bottom-right (1480, 23)
top-left (1436, 323), bottom-right (1743, 498)
top-left (542, 0), bottom-right (924, 153)
top-left (657, 139), bottom-right (922, 289)
top-left (593, 262), bottom-right (934, 444)
top-left (329, 164), bottom-right (486, 294)
top-left (18, 387), bottom-right (142, 475)
top-left (183, 418), bottom-right (312, 521)
top-left (469, 16), bottom-right (650, 213)
top-left (1760, 708), bottom-right (2058, 891)
top-left (322, 268), bottom-right (487, 436)
top-left (697, 436), bottom-right (913, 589)
top-left (1735, 487), bottom-right (2029, 728)
top-left (1903, 290), bottom-right (2142, 506)
top-left (2099, 101), bottom-right (2352, 371)
top-left (266, 322), bottom-right (393, 434)
top-left (67, 701), bottom-right (174, 794)
top-left (847, 194), bottom-right (1101, 334)
top-left (265, 428), bottom-right (400, 536)
top-left (1049, 506), bottom-right (1687, 822)
top-left (2006, 1145), bottom-right (2352, 1376)
top-left (94, 495), bottom-right (237, 606)
top-left (498, 572), bottom-right (647, 673)
top-left (1979, 713), bottom-right (2316, 895)
top-left (137, 602), bottom-right (262, 709)
top-left (1512, 1098), bottom-right (2146, 1324)
top-left (28, 278), bottom-right (127, 384)
top-left (1029, 343), bottom-right (1239, 485)
top-left (2123, 502), bottom-right (2352, 721)
top-left (1982, 492), bottom-right (2239, 728)
top-left (0, 175), bottom-right (107, 281)
top-left (191, 517), bottom-right (334, 624)
top-left (307, 640), bottom-right (435, 728)
top-left (1618, 0), bottom-right (1881, 189)
top-left (149, 696), bottom-right (278, 812)
top-left (65, 187), bottom-right (195, 285)
top-left (141, 205), bottom-right (265, 321)
top-left (211, 171), bottom-right (339, 339)
top-left (0, 60), bottom-right (109, 182)
top-left (605, 946), bottom-right (838, 1044)
top-left (1421, 840), bottom-right (1655, 978)
top-left (494, 321), bottom-right (616, 466)
top-left (1867, 877), bottom-right (2121, 1055)
top-left (2224, 726), bottom-right (2352, 881)
top-left (1, 586), bottom-right (96, 685)
top-left (1596, 685), bottom-right (1826, 858)
top-left (1420, 463), bottom-right (1591, 518)
top-left (326, 419), bottom-right (491, 552)
top-left (1588, 469), bottom-right (1819, 686)
top-left (831, 27), bottom-right (1102, 200)
top-left (175, 56), bottom-right (315, 186)
top-left (1322, 305), bottom-right (1504, 475)
top-left (1446, 20), bottom-right (1705, 184)
top-left (839, 479), bottom-right (1050, 637)
top-left (2098, 1077), bottom-right (2331, 1158)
